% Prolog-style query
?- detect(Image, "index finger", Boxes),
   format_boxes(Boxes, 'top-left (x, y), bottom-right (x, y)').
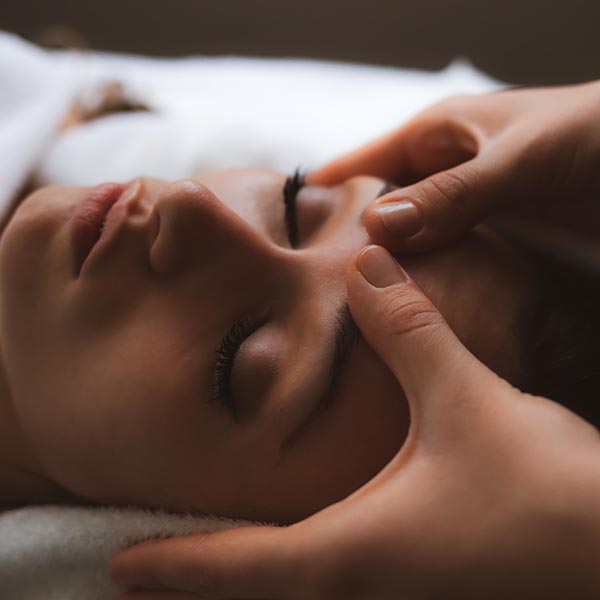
top-left (308, 126), bottom-right (413, 186)
top-left (110, 526), bottom-right (300, 599)
top-left (309, 114), bottom-right (479, 188)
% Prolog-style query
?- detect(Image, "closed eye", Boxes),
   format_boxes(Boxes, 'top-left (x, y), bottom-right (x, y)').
top-left (212, 316), bottom-right (267, 422)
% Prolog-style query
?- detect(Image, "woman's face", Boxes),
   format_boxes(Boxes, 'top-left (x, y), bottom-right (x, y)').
top-left (0, 169), bottom-right (528, 523)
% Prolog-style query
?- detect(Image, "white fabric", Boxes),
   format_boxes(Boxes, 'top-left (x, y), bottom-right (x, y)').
top-left (37, 51), bottom-right (501, 187)
top-left (0, 505), bottom-right (262, 599)
top-left (0, 33), bottom-right (80, 209)
top-left (0, 30), bottom-right (503, 213)
top-left (0, 31), bottom-right (505, 598)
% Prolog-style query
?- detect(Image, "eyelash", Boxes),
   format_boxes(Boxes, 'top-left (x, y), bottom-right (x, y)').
top-left (213, 318), bottom-right (264, 422)
top-left (211, 170), bottom-right (303, 418)
top-left (283, 168), bottom-right (306, 248)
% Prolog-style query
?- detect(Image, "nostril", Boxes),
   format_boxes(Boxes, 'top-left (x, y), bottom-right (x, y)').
top-left (148, 207), bottom-right (160, 246)
top-left (121, 179), bottom-right (145, 212)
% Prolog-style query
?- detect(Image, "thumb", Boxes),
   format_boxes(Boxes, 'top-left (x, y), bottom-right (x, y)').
top-left (363, 147), bottom-right (516, 253)
top-left (110, 526), bottom-right (299, 598)
top-left (347, 245), bottom-right (493, 429)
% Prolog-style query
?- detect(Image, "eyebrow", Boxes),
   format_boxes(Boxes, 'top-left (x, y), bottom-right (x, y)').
top-left (359, 180), bottom-right (399, 225)
top-left (279, 302), bottom-right (361, 457)
top-left (377, 180), bottom-right (400, 198)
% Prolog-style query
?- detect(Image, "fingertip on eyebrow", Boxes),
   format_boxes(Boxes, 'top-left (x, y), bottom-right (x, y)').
top-left (376, 180), bottom-right (400, 198)
top-left (359, 206), bottom-right (367, 226)
top-left (358, 181), bottom-right (398, 226)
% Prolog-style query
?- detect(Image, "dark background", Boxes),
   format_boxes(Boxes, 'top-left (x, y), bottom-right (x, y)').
top-left (1, 0), bottom-right (598, 85)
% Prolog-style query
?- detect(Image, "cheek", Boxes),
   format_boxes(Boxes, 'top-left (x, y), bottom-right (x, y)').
top-left (0, 188), bottom-right (81, 402)
top-left (30, 363), bottom-right (201, 504)
top-left (3, 309), bottom-right (199, 503)
top-left (322, 339), bottom-right (410, 491)
top-left (0, 186), bottom-right (78, 283)
top-left (270, 338), bottom-right (409, 522)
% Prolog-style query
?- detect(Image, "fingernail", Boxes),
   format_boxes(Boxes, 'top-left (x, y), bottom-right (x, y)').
top-left (376, 200), bottom-right (423, 238)
top-left (358, 245), bottom-right (408, 287)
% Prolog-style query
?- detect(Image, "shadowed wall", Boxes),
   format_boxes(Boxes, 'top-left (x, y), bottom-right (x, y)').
top-left (1, 0), bottom-right (598, 85)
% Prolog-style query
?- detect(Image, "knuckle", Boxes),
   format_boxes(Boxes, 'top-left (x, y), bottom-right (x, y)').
top-left (418, 165), bottom-right (479, 218)
top-left (509, 126), bottom-right (577, 191)
top-left (408, 94), bottom-right (474, 131)
top-left (434, 93), bottom-right (474, 116)
top-left (379, 286), bottom-right (444, 337)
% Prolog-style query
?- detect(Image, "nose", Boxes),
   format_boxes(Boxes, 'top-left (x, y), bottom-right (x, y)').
top-left (149, 179), bottom-right (274, 277)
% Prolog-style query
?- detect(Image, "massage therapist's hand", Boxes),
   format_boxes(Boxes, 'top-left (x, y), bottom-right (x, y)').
top-left (310, 81), bottom-right (600, 252)
top-left (110, 245), bottom-right (600, 600)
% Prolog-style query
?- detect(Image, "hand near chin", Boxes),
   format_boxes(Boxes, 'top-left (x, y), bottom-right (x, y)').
top-left (310, 81), bottom-right (600, 250)
top-left (110, 245), bottom-right (600, 599)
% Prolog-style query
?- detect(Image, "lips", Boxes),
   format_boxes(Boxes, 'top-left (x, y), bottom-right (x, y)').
top-left (70, 183), bottom-right (125, 276)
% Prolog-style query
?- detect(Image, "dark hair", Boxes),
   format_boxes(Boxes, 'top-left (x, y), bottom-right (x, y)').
top-left (517, 245), bottom-right (600, 429)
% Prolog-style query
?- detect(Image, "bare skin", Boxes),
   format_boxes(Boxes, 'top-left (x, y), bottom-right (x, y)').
top-left (110, 81), bottom-right (600, 599)
top-left (0, 169), bottom-right (529, 523)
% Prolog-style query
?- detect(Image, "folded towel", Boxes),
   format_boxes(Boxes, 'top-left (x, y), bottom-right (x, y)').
top-left (0, 504), bottom-right (264, 599)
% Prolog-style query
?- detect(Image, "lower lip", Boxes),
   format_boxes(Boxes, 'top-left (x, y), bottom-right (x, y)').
top-left (71, 183), bottom-right (125, 276)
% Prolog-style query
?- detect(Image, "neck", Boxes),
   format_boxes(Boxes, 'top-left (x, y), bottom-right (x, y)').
top-left (0, 350), bottom-right (75, 510)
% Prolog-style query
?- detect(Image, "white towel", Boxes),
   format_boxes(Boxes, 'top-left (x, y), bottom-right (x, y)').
top-left (0, 504), bottom-right (263, 599)
top-left (0, 31), bottom-right (504, 599)
top-left (0, 30), bottom-right (502, 215)
top-left (0, 32), bottom-right (80, 211)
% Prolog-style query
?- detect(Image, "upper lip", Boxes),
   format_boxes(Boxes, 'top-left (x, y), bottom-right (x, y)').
top-left (71, 180), bottom-right (146, 277)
